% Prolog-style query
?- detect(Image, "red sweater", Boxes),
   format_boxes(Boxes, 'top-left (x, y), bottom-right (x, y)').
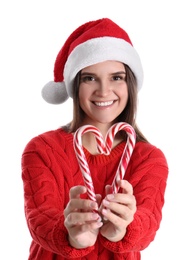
top-left (21, 128), bottom-right (168, 260)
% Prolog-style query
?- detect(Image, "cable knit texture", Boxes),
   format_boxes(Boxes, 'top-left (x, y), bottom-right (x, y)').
top-left (21, 128), bottom-right (168, 259)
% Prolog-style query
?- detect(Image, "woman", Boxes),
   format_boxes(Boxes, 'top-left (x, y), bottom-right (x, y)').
top-left (22, 18), bottom-right (168, 259)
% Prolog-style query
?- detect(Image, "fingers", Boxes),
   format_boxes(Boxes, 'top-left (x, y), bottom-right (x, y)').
top-left (64, 186), bottom-right (103, 249)
top-left (101, 180), bottom-right (136, 224)
top-left (65, 185), bottom-right (98, 212)
top-left (96, 194), bottom-right (102, 207)
top-left (64, 185), bottom-right (101, 230)
top-left (64, 181), bottom-right (136, 236)
top-left (105, 180), bottom-right (133, 196)
top-left (64, 197), bottom-right (99, 217)
top-left (105, 193), bottom-right (136, 211)
top-left (102, 194), bottom-right (136, 221)
top-left (105, 184), bottom-right (113, 195)
top-left (118, 179), bottom-right (133, 195)
top-left (64, 190), bottom-right (102, 234)
top-left (69, 185), bottom-right (87, 199)
top-left (104, 180), bottom-right (135, 208)
top-left (65, 211), bottom-right (102, 228)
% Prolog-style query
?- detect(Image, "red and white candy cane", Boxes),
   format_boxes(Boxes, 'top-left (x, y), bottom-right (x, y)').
top-left (73, 125), bottom-right (104, 202)
top-left (107, 122), bottom-right (136, 194)
top-left (73, 122), bottom-right (136, 202)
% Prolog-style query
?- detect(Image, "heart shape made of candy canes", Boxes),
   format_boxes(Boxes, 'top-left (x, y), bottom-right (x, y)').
top-left (73, 122), bottom-right (136, 202)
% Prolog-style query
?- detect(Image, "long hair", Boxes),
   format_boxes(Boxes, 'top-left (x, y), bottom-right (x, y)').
top-left (63, 64), bottom-right (148, 143)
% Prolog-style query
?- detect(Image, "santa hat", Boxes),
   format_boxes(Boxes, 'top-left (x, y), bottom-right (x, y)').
top-left (42, 18), bottom-right (143, 104)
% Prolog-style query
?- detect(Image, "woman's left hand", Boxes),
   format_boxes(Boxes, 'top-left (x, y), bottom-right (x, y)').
top-left (100, 180), bottom-right (136, 242)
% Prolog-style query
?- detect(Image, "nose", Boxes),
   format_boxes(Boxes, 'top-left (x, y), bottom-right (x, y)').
top-left (95, 79), bottom-right (111, 97)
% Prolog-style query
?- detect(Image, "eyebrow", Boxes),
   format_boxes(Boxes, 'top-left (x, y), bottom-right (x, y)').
top-left (111, 71), bottom-right (126, 75)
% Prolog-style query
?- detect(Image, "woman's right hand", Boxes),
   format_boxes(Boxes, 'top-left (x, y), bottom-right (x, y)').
top-left (64, 185), bottom-right (103, 248)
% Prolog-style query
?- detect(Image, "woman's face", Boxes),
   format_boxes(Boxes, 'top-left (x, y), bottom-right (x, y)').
top-left (79, 60), bottom-right (128, 127)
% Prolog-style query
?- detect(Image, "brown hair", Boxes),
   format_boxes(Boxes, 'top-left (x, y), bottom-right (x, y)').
top-left (63, 64), bottom-right (148, 143)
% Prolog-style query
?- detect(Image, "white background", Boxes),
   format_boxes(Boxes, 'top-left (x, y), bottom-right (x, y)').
top-left (1, 0), bottom-right (189, 259)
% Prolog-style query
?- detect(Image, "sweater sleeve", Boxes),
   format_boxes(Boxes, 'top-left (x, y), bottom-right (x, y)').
top-left (99, 144), bottom-right (169, 254)
top-left (21, 134), bottom-right (94, 258)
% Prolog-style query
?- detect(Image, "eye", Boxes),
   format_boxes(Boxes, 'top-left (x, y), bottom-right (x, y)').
top-left (112, 75), bottom-right (125, 81)
top-left (80, 75), bottom-right (95, 82)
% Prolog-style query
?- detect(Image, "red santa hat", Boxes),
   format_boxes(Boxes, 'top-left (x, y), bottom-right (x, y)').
top-left (42, 18), bottom-right (143, 104)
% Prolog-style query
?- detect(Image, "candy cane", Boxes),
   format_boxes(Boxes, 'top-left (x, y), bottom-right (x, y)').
top-left (107, 122), bottom-right (136, 194)
top-left (73, 122), bottom-right (136, 202)
top-left (73, 125), bottom-right (105, 202)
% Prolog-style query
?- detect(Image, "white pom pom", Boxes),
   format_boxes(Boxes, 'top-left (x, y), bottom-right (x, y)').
top-left (41, 81), bottom-right (69, 104)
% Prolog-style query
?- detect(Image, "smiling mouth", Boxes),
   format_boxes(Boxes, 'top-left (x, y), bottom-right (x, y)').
top-left (93, 101), bottom-right (114, 107)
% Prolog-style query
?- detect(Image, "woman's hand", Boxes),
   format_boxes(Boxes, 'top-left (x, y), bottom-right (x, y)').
top-left (64, 185), bottom-right (103, 248)
top-left (100, 180), bottom-right (136, 242)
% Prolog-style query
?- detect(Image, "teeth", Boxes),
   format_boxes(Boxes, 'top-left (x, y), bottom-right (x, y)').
top-left (94, 101), bottom-right (114, 107)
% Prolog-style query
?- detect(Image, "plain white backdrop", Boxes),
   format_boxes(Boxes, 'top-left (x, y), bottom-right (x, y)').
top-left (1, 0), bottom-right (189, 259)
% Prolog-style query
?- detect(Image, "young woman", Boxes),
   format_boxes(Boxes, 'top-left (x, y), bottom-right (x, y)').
top-left (21, 18), bottom-right (168, 260)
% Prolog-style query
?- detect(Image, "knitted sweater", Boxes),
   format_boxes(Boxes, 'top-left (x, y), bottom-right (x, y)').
top-left (21, 128), bottom-right (168, 260)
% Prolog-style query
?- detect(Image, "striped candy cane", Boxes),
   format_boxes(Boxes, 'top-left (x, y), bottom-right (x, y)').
top-left (107, 122), bottom-right (136, 194)
top-left (73, 125), bottom-right (105, 202)
top-left (73, 122), bottom-right (136, 202)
